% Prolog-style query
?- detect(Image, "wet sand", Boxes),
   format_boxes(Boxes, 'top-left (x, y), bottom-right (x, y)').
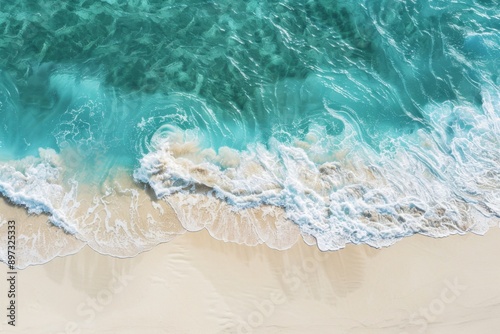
top-left (1, 219), bottom-right (500, 333)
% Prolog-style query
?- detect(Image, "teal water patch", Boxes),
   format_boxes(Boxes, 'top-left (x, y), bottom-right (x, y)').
top-left (1, 0), bottom-right (497, 146)
top-left (0, 0), bottom-right (499, 250)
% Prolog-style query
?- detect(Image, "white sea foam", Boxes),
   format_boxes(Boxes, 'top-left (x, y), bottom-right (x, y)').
top-left (0, 146), bottom-right (188, 265)
top-left (0, 148), bottom-right (80, 233)
top-left (135, 86), bottom-right (500, 250)
top-left (0, 82), bottom-right (497, 260)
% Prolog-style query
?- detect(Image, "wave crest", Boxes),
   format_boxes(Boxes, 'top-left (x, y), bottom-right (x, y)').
top-left (134, 87), bottom-right (499, 250)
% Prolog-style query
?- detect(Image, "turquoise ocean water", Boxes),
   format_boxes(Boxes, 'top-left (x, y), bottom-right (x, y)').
top-left (0, 1), bottom-right (498, 257)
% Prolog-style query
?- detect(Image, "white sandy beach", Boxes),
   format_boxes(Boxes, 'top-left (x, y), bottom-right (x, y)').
top-left (1, 218), bottom-right (500, 333)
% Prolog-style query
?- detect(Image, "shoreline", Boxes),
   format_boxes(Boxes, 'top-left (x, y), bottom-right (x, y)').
top-left (1, 187), bottom-right (498, 269)
top-left (0, 226), bottom-right (499, 333)
top-left (1, 183), bottom-right (498, 269)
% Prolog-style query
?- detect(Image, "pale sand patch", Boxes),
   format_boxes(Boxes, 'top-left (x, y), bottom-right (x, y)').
top-left (0, 197), bottom-right (85, 267)
top-left (1, 225), bottom-right (500, 334)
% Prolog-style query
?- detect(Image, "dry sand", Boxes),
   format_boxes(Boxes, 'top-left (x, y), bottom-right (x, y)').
top-left (1, 219), bottom-right (500, 333)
